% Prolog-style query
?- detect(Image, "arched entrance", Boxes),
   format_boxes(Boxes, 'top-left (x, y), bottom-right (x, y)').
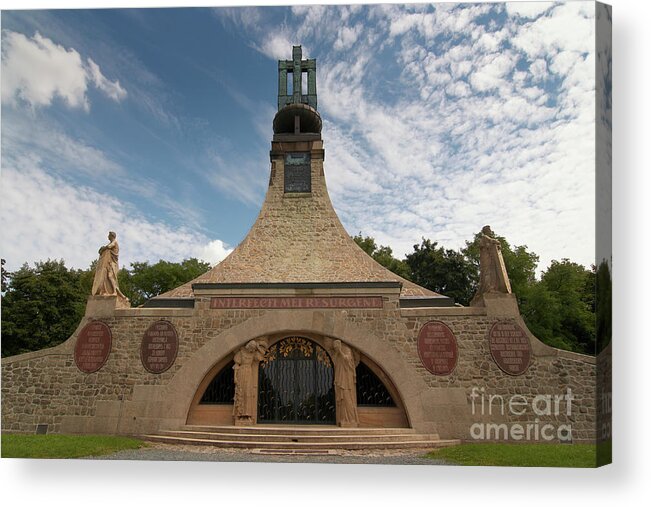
top-left (185, 332), bottom-right (410, 429)
top-left (257, 337), bottom-right (335, 424)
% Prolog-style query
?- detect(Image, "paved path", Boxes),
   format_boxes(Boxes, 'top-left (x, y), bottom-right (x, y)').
top-left (88, 442), bottom-right (452, 465)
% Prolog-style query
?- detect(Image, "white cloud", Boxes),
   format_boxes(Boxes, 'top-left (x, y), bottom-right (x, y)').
top-left (0, 161), bottom-right (232, 272)
top-left (1, 113), bottom-right (206, 226)
top-left (1, 30), bottom-right (127, 111)
top-left (1, 31), bottom-right (88, 109)
top-left (196, 240), bottom-right (232, 266)
top-left (334, 24), bottom-right (362, 51)
top-left (207, 151), bottom-right (267, 207)
top-left (511, 2), bottom-right (595, 59)
top-left (86, 58), bottom-right (127, 102)
top-left (505, 2), bottom-right (554, 19)
top-left (257, 33), bottom-right (299, 60)
top-left (529, 58), bottom-right (548, 81)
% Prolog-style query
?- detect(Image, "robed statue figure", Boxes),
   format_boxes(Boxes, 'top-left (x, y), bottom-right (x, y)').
top-left (233, 340), bottom-right (267, 425)
top-left (332, 339), bottom-right (359, 427)
top-left (470, 225), bottom-right (512, 306)
top-left (91, 231), bottom-right (128, 304)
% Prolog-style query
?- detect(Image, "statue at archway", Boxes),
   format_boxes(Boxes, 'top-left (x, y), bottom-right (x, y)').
top-left (470, 225), bottom-right (512, 306)
top-left (331, 339), bottom-right (359, 427)
top-left (91, 231), bottom-right (129, 306)
top-left (233, 339), bottom-right (267, 425)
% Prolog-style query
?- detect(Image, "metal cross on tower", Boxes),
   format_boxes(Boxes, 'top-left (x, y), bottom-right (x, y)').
top-left (277, 45), bottom-right (317, 111)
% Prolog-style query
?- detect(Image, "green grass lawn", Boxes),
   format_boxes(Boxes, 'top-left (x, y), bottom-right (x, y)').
top-left (1, 434), bottom-right (147, 459)
top-left (427, 443), bottom-right (600, 468)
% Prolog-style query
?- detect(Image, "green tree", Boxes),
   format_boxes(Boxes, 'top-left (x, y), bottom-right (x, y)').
top-left (596, 260), bottom-right (612, 353)
top-left (540, 259), bottom-right (596, 353)
top-left (122, 258), bottom-right (211, 307)
top-left (405, 238), bottom-right (477, 305)
top-left (1, 259), bottom-right (87, 357)
top-left (2, 257), bottom-right (212, 356)
top-left (352, 234), bottom-right (412, 280)
top-left (1, 258), bottom-right (8, 293)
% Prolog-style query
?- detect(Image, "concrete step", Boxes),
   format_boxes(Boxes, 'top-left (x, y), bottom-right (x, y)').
top-left (141, 433), bottom-right (461, 451)
top-left (181, 424), bottom-right (418, 436)
top-left (155, 429), bottom-right (441, 443)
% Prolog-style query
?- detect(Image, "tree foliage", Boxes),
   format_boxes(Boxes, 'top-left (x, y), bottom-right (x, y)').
top-left (405, 239), bottom-right (477, 306)
top-left (595, 260), bottom-right (612, 353)
top-left (520, 260), bottom-right (596, 353)
top-left (1, 259), bottom-right (87, 357)
top-left (354, 229), bottom-right (599, 355)
top-left (1, 257), bottom-right (211, 356)
top-left (119, 258), bottom-right (211, 307)
top-left (352, 234), bottom-right (412, 280)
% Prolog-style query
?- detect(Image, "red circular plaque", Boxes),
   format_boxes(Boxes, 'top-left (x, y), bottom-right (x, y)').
top-left (74, 321), bottom-right (112, 373)
top-left (417, 321), bottom-right (458, 376)
top-left (140, 320), bottom-right (179, 374)
top-left (489, 321), bottom-right (532, 375)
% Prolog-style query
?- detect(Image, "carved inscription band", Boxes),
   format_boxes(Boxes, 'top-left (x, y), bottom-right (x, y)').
top-left (210, 296), bottom-right (383, 309)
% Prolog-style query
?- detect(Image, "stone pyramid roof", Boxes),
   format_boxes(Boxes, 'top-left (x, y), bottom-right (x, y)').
top-left (155, 46), bottom-right (445, 303)
top-left (157, 140), bottom-right (438, 300)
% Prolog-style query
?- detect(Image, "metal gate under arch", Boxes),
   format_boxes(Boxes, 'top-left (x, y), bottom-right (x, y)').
top-left (257, 337), bottom-right (336, 424)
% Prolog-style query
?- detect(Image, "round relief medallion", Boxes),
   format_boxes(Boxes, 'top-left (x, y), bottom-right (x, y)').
top-left (489, 321), bottom-right (532, 375)
top-left (417, 321), bottom-right (458, 376)
top-left (140, 320), bottom-right (179, 374)
top-left (74, 321), bottom-right (112, 373)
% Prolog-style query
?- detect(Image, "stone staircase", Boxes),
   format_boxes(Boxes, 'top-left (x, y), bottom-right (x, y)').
top-left (142, 425), bottom-right (460, 451)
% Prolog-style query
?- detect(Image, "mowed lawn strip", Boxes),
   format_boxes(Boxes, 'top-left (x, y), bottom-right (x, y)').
top-left (427, 443), bottom-right (598, 467)
top-left (1, 434), bottom-right (147, 459)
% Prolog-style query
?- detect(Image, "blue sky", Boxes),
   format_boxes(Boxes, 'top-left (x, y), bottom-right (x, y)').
top-left (1, 2), bottom-right (604, 275)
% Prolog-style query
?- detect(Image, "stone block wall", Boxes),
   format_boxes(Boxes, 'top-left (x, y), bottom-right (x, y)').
top-left (1, 294), bottom-right (597, 443)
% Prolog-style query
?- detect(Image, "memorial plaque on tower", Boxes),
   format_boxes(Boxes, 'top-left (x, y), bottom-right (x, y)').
top-left (140, 320), bottom-right (179, 374)
top-left (74, 321), bottom-right (112, 374)
top-left (488, 321), bottom-right (532, 375)
top-left (284, 152), bottom-right (311, 192)
top-left (417, 321), bottom-right (458, 376)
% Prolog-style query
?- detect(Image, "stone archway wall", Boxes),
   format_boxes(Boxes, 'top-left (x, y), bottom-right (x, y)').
top-left (185, 331), bottom-right (411, 428)
top-left (150, 310), bottom-right (432, 432)
top-left (1, 294), bottom-right (598, 440)
top-left (186, 354), bottom-right (234, 426)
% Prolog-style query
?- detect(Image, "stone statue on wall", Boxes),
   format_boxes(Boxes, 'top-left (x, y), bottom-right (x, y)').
top-left (470, 225), bottom-right (512, 306)
top-left (233, 339), bottom-right (267, 425)
top-left (331, 339), bottom-right (359, 427)
top-left (91, 231), bottom-right (129, 304)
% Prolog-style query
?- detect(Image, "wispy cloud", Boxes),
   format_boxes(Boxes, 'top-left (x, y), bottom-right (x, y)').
top-left (1, 112), bottom-right (207, 228)
top-left (1, 30), bottom-right (126, 111)
top-left (206, 150), bottom-right (268, 207)
top-left (0, 158), bottom-right (232, 271)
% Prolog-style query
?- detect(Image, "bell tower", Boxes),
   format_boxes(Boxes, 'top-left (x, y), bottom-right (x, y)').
top-left (270, 45), bottom-right (323, 196)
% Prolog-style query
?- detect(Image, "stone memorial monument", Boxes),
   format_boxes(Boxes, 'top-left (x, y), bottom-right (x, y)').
top-left (91, 231), bottom-right (129, 307)
top-left (0, 45), bottom-right (603, 457)
top-left (470, 225), bottom-right (512, 307)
